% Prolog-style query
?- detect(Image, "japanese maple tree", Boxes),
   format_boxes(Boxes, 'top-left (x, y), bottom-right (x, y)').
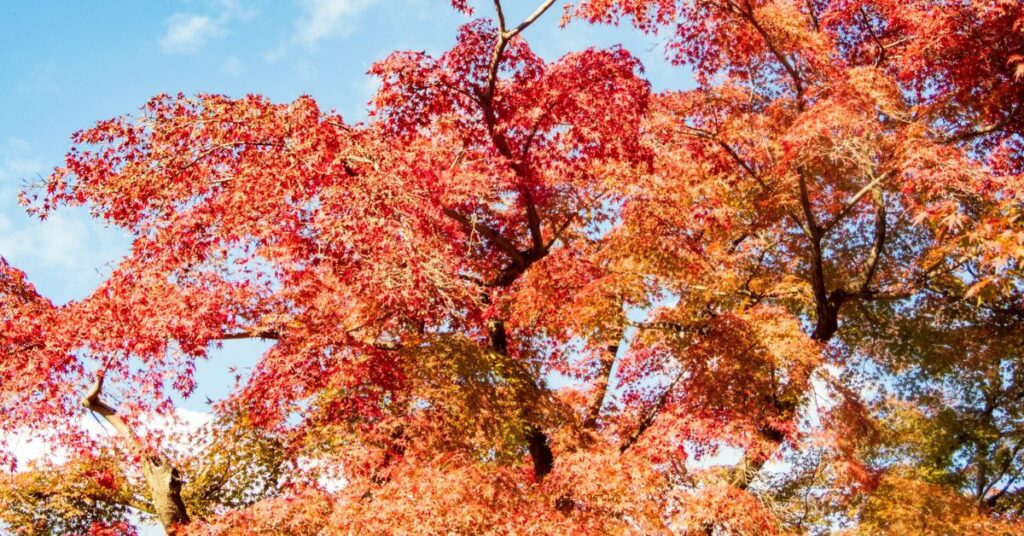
top-left (2, 0), bottom-right (1024, 534)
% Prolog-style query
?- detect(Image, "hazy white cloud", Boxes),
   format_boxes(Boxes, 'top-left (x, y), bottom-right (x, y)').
top-left (360, 75), bottom-right (380, 98)
top-left (295, 0), bottom-right (380, 48)
top-left (160, 14), bottom-right (223, 54)
top-left (215, 0), bottom-right (258, 20)
top-left (264, 40), bottom-right (290, 63)
top-left (221, 56), bottom-right (244, 76)
top-left (0, 140), bottom-right (42, 182)
top-left (0, 211), bottom-right (114, 274)
top-left (0, 139), bottom-right (126, 294)
top-left (15, 64), bottom-right (59, 96)
top-left (5, 408), bottom-right (213, 471)
top-left (159, 1), bottom-right (258, 55)
top-left (5, 425), bottom-right (84, 469)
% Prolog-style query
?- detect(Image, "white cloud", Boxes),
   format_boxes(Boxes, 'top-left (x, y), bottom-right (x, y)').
top-left (5, 408), bottom-right (213, 471)
top-left (0, 137), bottom-right (44, 202)
top-left (295, 0), bottom-right (380, 48)
top-left (221, 56), bottom-right (244, 76)
top-left (6, 431), bottom-right (68, 468)
top-left (0, 139), bottom-right (126, 295)
top-left (160, 14), bottom-right (223, 54)
top-left (165, 408), bottom-right (214, 431)
top-left (264, 40), bottom-right (290, 63)
top-left (215, 0), bottom-right (258, 21)
top-left (0, 156), bottom-right (42, 183)
top-left (158, 1), bottom-right (258, 55)
top-left (0, 212), bottom-right (86, 269)
top-left (15, 64), bottom-right (59, 96)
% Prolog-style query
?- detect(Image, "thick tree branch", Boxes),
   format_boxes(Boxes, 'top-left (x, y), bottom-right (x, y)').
top-left (82, 373), bottom-right (142, 445)
top-left (216, 330), bottom-right (280, 341)
top-left (521, 187), bottom-right (545, 254)
top-left (854, 186), bottom-right (887, 294)
top-left (476, 84), bottom-right (546, 257)
top-left (735, 1), bottom-right (805, 108)
top-left (583, 329), bottom-right (624, 429)
top-left (940, 103), bottom-right (1021, 145)
top-left (484, 0), bottom-right (558, 101)
top-left (485, 317), bottom-right (554, 480)
top-left (796, 171), bottom-right (846, 341)
top-left (443, 208), bottom-right (529, 266)
top-left (480, 0), bottom-right (558, 255)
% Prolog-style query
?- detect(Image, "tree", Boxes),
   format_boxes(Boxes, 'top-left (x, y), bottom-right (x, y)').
top-left (572, 0), bottom-right (1024, 531)
top-left (2, 0), bottom-right (1023, 533)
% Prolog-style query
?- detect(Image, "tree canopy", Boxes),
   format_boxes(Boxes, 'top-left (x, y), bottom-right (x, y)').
top-left (3, 1), bottom-right (1024, 534)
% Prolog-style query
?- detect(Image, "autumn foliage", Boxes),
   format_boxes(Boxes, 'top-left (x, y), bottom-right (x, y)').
top-left (3, 0), bottom-right (1024, 534)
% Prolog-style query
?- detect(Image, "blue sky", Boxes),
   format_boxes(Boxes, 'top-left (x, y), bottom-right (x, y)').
top-left (0, 0), bottom-right (689, 412)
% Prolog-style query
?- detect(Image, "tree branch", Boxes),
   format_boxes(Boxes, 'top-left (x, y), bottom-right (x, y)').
top-left (940, 103), bottom-right (1021, 145)
top-left (736, 1), bottom-right (805, 108)
top-left (583, 329), bottom-right (624, 429)
top-left (82, 372), bottom-right (191, 530)
top-left (620, 372), bottom-right (684, 453)
top-left (822, 170), bottom-right (892, 235)
top-left (443, 208), bottom-right (528, 266)
top-left (854, 185), bottom-right (887, 294)
top-left (483, 0), bottom-right (558, 101)
top-left (684, 125), bottom-right (809, 237)
top-left (82, 373), bottom-right (140, 446)
top-left (520, 187), bottom-right (545, 254)
top-left (216, 330), bottom-right (280, 341)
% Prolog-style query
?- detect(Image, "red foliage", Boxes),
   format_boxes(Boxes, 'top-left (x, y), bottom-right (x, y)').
top-left (4, 1), bottom-right (1024, 533)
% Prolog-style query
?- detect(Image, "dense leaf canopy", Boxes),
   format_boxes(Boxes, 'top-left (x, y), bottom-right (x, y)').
top-left (3, 1), bottom-right (1024, 534)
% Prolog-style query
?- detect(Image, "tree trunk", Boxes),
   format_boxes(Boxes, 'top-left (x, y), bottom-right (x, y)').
top-left (141, 460), bottom-right (190, 529)
top-left (82, 372), bottom-right (190, 531)
top-left (487, 319), bottom-right (554, 480)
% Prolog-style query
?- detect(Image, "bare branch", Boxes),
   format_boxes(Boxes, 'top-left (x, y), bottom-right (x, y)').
top-left (483, 0), bottom-right (558, 100)
top-left (492, 0), bottom-right (508, 33)
top-left (217, 330), bottom-right (280, 341)
top-left (507, 0), bottom-right (558, 40)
